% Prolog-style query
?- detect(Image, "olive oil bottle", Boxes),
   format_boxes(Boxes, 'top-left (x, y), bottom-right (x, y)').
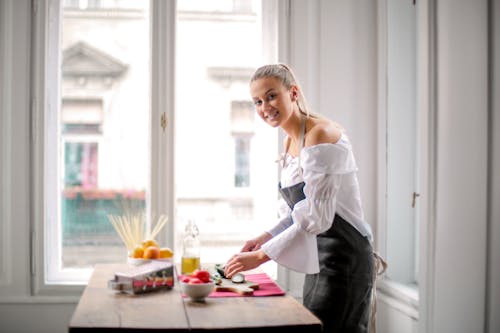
top-left (181, 220), bottom-right (200, 275)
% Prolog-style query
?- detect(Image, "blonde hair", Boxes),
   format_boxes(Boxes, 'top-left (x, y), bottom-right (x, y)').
top-left (251, 63), bottom-right (316, 118)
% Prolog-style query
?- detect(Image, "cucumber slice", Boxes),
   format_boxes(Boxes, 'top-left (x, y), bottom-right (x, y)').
top-left (215, 264), bottom-right (226, 278)
top-left (231, 273), bottom-right (245, 284)
top-left (211, 272), bottom-right (222, 285)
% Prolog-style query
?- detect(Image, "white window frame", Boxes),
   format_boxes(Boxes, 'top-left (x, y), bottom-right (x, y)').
top-left (31, 0), bottom-right (286, 295)
top-left (375, 0), bottom-right (420, 317)
top-left (376, 0), bottom-right (437, 326)
top-left (29, 0), bottom-right (176, 294)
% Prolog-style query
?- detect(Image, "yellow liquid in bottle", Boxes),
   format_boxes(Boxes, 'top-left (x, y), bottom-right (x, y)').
top-left (181, 257), bottom-right (200, 275)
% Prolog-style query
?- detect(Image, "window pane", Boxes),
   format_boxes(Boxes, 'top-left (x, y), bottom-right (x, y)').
top-left (59, 0), bottom-right (150, 270)
top-left (386, 0), bottom-right (418, 285)
top-left (175, 0), bottom-right (278, 277)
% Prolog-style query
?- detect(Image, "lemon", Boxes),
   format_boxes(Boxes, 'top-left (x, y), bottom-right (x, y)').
top-left (130, 245), bottom-right (144, 258)
top-left (159, 247), bottom-right (174, 258)
top-left (143, 246), bottom-right (160, 259)
top-left (141, 239), bottom-right (159, 249)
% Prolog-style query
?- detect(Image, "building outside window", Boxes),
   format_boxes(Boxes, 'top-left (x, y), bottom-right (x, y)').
top-left (231, 100), bottom-right (255, 188)
top-left (44, 0), bottom-right (277, 282)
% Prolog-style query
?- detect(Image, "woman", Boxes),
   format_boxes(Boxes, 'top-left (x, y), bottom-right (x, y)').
top-left (224, 64), bottom-right (379, 333)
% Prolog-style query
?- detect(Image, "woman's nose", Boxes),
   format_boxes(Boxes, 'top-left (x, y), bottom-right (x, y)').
top-left (261, 100), bottom-right (271, 110)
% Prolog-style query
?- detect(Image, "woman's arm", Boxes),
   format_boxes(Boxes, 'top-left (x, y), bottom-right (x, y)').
top-left (240, 231), bottom-right (273, 252)
top-left (224, 250), bottom-right (270, 278)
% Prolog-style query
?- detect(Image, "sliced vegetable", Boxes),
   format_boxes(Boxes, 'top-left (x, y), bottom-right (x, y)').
top-left (215, 264), bottom-right (226, 278)
top-left (211, 272), bottom-right (222, 285)
top-left (231, 273), bottom-right (245, 284)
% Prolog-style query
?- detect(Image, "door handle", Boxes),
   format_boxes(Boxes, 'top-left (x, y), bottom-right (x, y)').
top-left (412, 192), bottom-right (420, 208)
top-left (161, 112), bottom-right (167, 133)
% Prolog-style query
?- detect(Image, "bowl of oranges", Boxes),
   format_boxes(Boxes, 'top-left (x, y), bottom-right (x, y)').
top-left (127, 239), bottom-right (174, 266)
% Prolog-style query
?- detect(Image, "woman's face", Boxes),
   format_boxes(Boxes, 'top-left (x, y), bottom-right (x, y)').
top-left (250, 77), bottom-right (296, 128)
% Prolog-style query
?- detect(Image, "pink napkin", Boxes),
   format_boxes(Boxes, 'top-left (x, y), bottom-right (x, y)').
top-left (208, 273), bottom-right (285, 298)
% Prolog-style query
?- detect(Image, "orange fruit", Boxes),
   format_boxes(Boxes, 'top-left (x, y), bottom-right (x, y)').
top-left (131, 245), bottom-right (144, 259)
top-left (141, 239), bottom-right (159, 249)
top-left (159, 247), bottom-right (174, 258)
top-left (143, 246), bottom-right (160, 259)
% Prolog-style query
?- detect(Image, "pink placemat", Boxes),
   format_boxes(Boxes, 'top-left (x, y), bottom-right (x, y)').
top-left (209, 273), bottom-right (285, 298)
top-left (179, 273), bottom-right (285, 298)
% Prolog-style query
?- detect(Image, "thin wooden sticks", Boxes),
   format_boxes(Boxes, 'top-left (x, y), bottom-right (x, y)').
top-left (108, 212), bottom-right (168, 252)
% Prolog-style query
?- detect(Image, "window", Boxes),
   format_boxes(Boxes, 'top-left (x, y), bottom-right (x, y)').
top-left (43, 0), bottom-right (151, 283)
top-left (37, 0), bottom-right (278, 286)
top-left (234, 136), bottom-right (251, 187)
top-left (380, 0), bottom-right (419, 292)
top-left (61, 99), bottom-right (103, 190)
top-left (174, 0), bottom-right (277, 277)
top-left (231, 100), bottom-right (255, 188)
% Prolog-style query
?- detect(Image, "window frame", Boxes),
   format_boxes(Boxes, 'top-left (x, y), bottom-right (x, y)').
top-left (375, 0), bottom-right (437, 323)
top-left (375, 0), bottom-right (422, 314)
top-left (31, 0), bottom-right (285, 295)
top-left (30, 0), bottom-right (176, 294)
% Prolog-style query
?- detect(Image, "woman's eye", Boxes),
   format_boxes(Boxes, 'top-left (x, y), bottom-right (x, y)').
top-left (254, 100), bottom-right (262, 106)
top-left (267, 94), bottom-right (276, 101)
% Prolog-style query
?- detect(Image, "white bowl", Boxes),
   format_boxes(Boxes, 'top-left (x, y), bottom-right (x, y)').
top-left (180, 281), bottom-right (215, 301)
top-left (127, 257), bottom-right (152, 266)
top-left (127, 257), bottom-right (172, 266)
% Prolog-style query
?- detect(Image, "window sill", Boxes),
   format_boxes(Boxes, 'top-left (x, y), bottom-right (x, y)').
top-left (376, 278), bottom-right (419, 320)
top-left (0, 294), bottom-right (81, 304)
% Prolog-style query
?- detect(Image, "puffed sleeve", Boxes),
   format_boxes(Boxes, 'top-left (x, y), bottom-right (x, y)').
top-left (261, 143), bottom-right (358, 274)
top-left (291, 143), bottom-right (357, 234)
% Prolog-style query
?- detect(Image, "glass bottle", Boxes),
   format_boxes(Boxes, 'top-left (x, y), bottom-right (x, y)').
top-left (181, 220), bottom-right (201, 275)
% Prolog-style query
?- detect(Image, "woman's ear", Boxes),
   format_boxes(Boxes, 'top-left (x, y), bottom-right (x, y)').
top-left (290, 86), bottom-right (299, 102)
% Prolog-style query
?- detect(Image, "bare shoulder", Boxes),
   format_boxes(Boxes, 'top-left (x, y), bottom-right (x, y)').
top-left (305, 118), bottom-right (342, 146)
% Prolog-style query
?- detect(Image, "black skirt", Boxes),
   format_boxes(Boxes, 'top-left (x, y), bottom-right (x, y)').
top-left (303, 214), bottom-right (374, 333)
top-left (279, 181), bottom-right (374, 333)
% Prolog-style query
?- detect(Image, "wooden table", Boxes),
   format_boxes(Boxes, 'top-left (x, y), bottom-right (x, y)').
top-left (69, 264), bottom-right (322, 332)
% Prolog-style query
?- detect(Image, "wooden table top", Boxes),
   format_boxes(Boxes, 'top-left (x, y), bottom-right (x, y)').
top-left (69, 263), bottom-right (322, 332)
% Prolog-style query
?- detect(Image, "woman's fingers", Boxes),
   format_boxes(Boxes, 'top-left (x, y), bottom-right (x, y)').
top-left (224, 255), bottom-right (244, 278)
top-left (224, 251), bottom-right (267, 278)
top-left (240, 241), bottom-right (254, 252)
top-left (240, 239), bottom-right (260, 252)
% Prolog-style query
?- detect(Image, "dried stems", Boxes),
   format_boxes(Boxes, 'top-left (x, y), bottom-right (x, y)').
top-left (108, 207), bottom-right (168, 251)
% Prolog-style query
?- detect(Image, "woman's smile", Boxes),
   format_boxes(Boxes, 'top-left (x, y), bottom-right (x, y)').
top-left (264, 108), bottom-right (279, 122)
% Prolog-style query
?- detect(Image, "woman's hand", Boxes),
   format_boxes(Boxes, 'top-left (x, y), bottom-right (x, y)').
top-left (224, 250), bottom-right (270, 278)
top-left (240, 232), bottom-right (273, 252)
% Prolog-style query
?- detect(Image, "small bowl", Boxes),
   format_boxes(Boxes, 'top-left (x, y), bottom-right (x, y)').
top-left (127, 257), bottom-right (152, 266)
top-left (180, 281), bottom-right (215, 301)
top-left (127, 257), bottom-right (173, 266)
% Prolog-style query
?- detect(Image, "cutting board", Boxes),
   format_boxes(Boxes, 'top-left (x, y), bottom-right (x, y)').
top-left (215, 278), bottom-right (259, 295)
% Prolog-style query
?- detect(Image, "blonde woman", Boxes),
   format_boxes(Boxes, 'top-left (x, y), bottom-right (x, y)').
top-left (225, 64), bottom-right (377, 333)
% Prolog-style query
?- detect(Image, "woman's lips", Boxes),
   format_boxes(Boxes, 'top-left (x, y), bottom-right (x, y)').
top-left (265, 110), bottom-right (279, 121)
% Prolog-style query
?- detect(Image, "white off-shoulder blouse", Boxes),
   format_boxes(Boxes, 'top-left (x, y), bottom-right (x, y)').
top-left (261, 134), bottom-right (373, 274)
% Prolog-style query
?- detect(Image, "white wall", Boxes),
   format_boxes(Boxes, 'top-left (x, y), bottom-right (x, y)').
top-left (279, 0), bottom-right (378, 299)
top-left (377, 1), bottom-right (498, 333)
top-left (0, 0), bottom-right (34, 298)
top-left (433, 1), bottom-right (488, 332)
top-left (488, 1), bottom-right (500, 332)
top-left (0, 303), bottom-right (75, 333)
top-left (290, 0), bottom-right (378, 231)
